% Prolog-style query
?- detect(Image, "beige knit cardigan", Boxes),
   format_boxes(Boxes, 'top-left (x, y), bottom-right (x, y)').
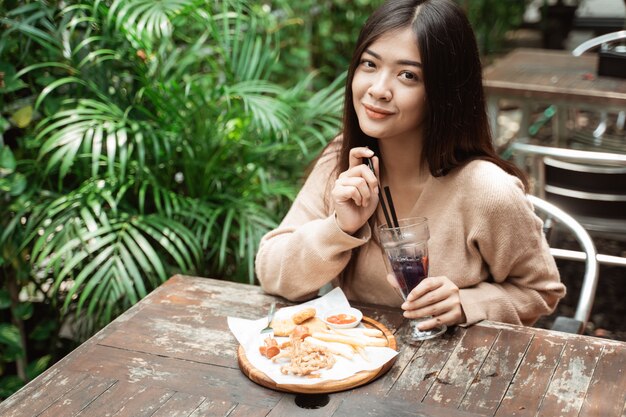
top-left (255, 143), bottom-right (566, 326)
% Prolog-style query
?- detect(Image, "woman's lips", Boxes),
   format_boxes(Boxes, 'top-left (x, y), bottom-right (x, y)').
top-left (363, 104), bottom-right (394, 120)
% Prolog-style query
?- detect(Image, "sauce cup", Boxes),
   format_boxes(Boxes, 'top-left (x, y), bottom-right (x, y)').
top-left (322, 307), bottom-right (363, 329)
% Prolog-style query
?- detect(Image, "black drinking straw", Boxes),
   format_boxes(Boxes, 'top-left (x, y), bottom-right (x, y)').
top-left (384, 186), bottom-right (400, 228)
top-left (366, 158), bottom-right (393, 228)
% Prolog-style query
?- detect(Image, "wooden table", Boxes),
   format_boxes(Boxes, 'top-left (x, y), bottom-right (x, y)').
top-left (483, 48), bottom-right (626, 144)
top-left (2, 275), bottom-right (625, 417)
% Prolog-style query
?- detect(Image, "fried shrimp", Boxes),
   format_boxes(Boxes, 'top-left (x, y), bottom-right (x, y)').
top-left (277, 325), bottom-right (336, 377)
top-left (280, 339), bottom-right (335, 377)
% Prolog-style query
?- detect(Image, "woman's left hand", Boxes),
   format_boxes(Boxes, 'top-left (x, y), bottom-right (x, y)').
top-left (388, 274), bottom-right (466, 330)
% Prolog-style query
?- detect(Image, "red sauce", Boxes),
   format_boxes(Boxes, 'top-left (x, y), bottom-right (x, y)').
top-left (326, 313), bottom-right (356, 325)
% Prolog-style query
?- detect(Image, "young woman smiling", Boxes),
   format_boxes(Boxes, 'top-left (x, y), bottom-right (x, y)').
top-left (255, 0), bottom-right (565, 330)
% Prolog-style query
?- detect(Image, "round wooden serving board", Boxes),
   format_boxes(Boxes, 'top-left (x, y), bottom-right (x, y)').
top-left (237, 316), bottom-right (397, 394)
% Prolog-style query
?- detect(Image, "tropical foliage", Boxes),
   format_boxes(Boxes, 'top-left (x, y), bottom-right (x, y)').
top-left (0, 0), bottom-right (354, 398)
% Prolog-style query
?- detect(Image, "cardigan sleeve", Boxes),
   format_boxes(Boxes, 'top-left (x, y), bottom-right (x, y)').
top-left (458, 170), bottom-right (566, 326)
top-left (255, 142), bottom-right (371, 301)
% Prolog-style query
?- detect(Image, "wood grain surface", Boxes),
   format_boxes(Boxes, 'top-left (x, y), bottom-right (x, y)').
top-left (1, 275), bottom-right (625, 417)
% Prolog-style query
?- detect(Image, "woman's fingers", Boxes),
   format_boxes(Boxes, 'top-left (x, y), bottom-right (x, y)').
top-left (334, 176), bottom-right (373, 206)
top-left (413, 312), bottom-right (454, 331)
top-left (331, 146), bottom-right (381, 234)
top-left (339, 163), bottom-right (378, 189)
top-left (348, 147), bottom-right (374, 169)
top-left (348, 147), bottom-right (380, 182)
top-left (403, 297), bottom-right (463, 329)
top-left (404, 277), bottom-right (443, 306)
top-left (403, 296), bottom-right (456, 320)
top-left (335, 151), bottom-right (379, 207)
top-left (400, 276), bottom-right (465, 327)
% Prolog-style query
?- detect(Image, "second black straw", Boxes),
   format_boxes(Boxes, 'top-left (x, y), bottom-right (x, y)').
top-left (366, 157), bottom-right (398, 228)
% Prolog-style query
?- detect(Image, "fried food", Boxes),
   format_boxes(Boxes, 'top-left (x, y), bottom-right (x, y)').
top-left (312, 331), bottom-right (388, 347)
top-left (259, 307), bottom-right (390, 378)
top-left (291, 307), bottom-right (316, 324)
top-left (270, 318), bottom-right (296, 337)
top-left (279, 331), bottom-right (335, 377)
top-left (271, 309), bottom-right (327, 336)
top-left (334, 328), bottom-right (383, 338)
top-left (305, 336), bottom-right (355, 359)
top-left (292, 324), bottom-right (311, 340)
top-left (259, 337), bottom-right (281, 359)
top-left (299, 317), bottom-right (328, 334)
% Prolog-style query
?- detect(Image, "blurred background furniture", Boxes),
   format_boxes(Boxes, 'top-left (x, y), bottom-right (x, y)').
top-left (483, 48), bottom-right (626, 149)
top-left (513, 143), bottom-right (626, 265)
top-left (484, 48), bottom-right (626, 268)
top-left (529, 195), bottom-right (599, 334)
top-left (523, 0), bottom-right (626, 50)
top-left (572, 30), bottom-right (626, 144)
top-left (513, 144), bottom-right (626, 244)
top-left (543, 156), bottom-right (626, 236)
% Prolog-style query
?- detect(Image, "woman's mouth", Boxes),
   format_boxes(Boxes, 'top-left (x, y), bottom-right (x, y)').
top-left (363, 104), bottom-right (394, 120)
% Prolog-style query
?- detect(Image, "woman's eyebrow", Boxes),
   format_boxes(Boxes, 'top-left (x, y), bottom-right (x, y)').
top-left (364, 49), bottom-right (422, 68)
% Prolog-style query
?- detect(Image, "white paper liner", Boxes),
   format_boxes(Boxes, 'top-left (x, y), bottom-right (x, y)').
top-left (227, 287), bottom-right (398, 386)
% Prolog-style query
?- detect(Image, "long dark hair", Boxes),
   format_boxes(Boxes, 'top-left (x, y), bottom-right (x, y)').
top-left (338, 0), bottom-right (528, 189)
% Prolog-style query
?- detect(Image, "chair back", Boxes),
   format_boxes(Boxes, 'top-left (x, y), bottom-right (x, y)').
top-left (528, 195), bottom-right (599, 334)
top-left (543, 157), bottom-right (626, 236)
top-left (512, 142), bottom-right (626, 240)
top-left (572, 29), bottom-right (626, 56)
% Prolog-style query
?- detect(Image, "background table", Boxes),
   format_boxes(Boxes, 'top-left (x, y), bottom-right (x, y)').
top-left (1, 275), bottom-right (625, 416)
top-left (483, 48), bottom-right (626, 144)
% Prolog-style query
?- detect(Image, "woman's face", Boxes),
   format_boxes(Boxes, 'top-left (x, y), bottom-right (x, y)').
top-left (351, 27), bottom-right (427, 143)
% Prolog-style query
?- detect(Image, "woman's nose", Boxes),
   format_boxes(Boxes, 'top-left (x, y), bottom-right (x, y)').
top-left (367, 74), bottom-right (392, 101)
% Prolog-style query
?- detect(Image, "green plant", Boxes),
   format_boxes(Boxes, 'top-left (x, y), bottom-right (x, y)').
top-left (254, 0), bottom-right (384, 89)
top-left (456, 0), bottom-right (528, 54)
top-left (0, 142), bottom-right (59, 399)
top-left (0, 0), bottom-right (345, 398)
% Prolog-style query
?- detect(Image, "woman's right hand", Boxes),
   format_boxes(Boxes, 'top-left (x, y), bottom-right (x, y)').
top-left (331, 147), bottom-right (379, 235)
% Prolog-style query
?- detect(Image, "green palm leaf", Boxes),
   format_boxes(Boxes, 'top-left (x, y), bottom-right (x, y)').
top-left (225, 81), bottom-right (292, 136)
top-left (109, 0), bottom-right (197, 40)
top-left (35, 99), bottom-right (166, 179)
top-left (23, 177), bottom-right (200, 321)
top-left (0, 14), bottom-right (61, 54)
top-left (76, 49), bottom-right (121, 69)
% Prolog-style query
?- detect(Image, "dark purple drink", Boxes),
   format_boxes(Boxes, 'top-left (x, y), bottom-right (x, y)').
top-left (379, 218), bottom-right (446, 341)
top-left (390, 256), bottom-right (429, 299)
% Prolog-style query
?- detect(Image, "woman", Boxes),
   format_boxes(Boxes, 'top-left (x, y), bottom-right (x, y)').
top-left (255, 0), bottom-right (565, 330)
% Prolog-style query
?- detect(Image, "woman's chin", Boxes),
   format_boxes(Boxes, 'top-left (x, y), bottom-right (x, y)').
top-left (358, 124), bottom-right (386, 140)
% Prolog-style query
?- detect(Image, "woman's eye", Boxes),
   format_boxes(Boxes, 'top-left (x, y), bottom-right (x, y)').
top-left (400, 71), bottom-right (418, 81)
top-left (360, 59), bottom-right (375, 69)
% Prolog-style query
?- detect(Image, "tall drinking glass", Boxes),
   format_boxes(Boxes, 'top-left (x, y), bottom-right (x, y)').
top-left (378, 217), bottom-right (447, 343)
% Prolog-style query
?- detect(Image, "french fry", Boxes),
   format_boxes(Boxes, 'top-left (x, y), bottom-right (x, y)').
top-left (356, 346), bottom-right (370, 362)
top-left (305, 336), bottom-right (355, 360)
top-left (359, 335), bottom-right (388, 347)
top-left (320, 330), bottom-right (388, 347)
top-left (334, 328), bottom-right (384, 338)
top-left (311, 332), bottom-right (365, 348)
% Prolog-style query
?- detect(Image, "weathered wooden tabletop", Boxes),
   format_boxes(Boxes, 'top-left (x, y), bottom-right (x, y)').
top-left (1, 275), bottom-right (625, 417)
